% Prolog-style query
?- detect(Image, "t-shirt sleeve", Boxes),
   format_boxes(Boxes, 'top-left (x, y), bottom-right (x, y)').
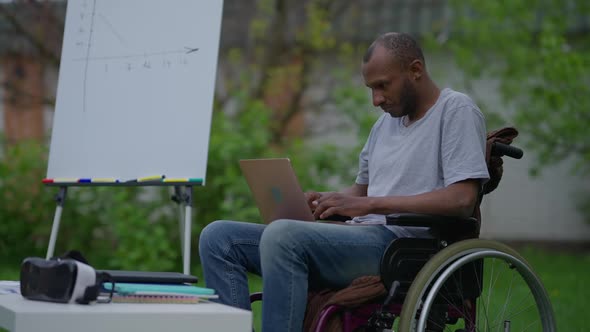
top-left (355, 138), bottom-right (370, 185)
top-left (355, 116), bottom-right (384, 185)
top-left (441, 106), bottom-right (490, 187)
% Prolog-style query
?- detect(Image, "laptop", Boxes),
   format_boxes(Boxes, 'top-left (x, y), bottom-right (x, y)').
top-left (96, 270), bottom-right (199, 284)
top-left (239, 158), bottom-right (315, 224)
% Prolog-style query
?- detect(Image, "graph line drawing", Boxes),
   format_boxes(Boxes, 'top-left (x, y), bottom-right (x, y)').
top-left (185, 47), bottom-right (199, 54)
top-left (98, 12), bottom-right (128, 46)
top-left (82, 0), bottom-right (97, 113)
top-left (72, 48), bottom-right (199, 62)
top-left (75, 1), bottom-right (201, 114)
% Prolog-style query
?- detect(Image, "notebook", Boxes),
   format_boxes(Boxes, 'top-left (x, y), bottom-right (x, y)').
top-left (239, 158), bottom-right (315, 224)
top-left (103, 282), bottom-right (218, 304)
top-left (104, 282), bottom-right (215, 296)
top-left (111, 294), bottom-right (209, 304)
top-left (97, 270), bottom-right (198, 284)
top-left (110, 294), bottom-right (204, 304)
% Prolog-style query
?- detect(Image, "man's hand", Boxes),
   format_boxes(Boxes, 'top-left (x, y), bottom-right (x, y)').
top-left (304, 191), bottom-right (322, 211)
top-left (311, 193), bottom-right (372, 220)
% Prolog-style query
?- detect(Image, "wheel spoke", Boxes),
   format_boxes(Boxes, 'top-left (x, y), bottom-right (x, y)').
top-left (397, 240), bottom-right (555, 332)
top-left (491, 265), bottom-right (515, 326)
top-left (485, 257), bottom-right (501, 331)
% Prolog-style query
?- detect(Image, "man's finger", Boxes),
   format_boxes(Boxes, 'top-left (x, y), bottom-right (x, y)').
top-left (313, 203), bottom-right (327, 219)
top-left (316, 192), bottom-right (338, 204)
top-left (320, 207), bottom-right (337, 219)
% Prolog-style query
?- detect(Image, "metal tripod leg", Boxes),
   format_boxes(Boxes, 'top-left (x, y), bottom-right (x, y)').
top-left (46, 186), bottom-right (68, 259)
top-left (172, 186), bottom-right (193, 274)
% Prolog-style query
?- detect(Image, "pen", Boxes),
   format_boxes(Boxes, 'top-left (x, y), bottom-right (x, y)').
top-left (53, 178), bottom-right (79, 183)
top-left (91, 178), bottom-right (118, 183)
top-left (163, 178), bottom-right (203, 183)
top-left (137, 175), bottom-right (165, 182)
top-left (163, 178), bottom-right (188, 183)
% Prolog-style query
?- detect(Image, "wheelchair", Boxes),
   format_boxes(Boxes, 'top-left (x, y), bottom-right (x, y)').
top-left (253, 136), bottom-right (557, 332)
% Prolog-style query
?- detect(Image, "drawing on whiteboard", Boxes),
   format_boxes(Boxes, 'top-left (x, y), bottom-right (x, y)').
top-left (48, 0), bottom-right (223, 183)
top-left (74, 0), bottom-right (200, 113)
top-left (185, 47), bottom-right (199, 54)
top-left (73, 49), bottom-right (196, 77)
top-left (82, 0), bottom-right (97, 113)
top-left (72, 48), bottom-right (199, 62)
top-left (97, 12), bottom-right (128, 46)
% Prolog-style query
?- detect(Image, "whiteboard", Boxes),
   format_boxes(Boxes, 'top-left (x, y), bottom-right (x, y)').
top-left (47, 0), bottom-right (224, 183)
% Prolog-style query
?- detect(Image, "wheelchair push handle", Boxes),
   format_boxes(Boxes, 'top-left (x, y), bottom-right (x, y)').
top-left (492, 142), bottom-right (523, 159)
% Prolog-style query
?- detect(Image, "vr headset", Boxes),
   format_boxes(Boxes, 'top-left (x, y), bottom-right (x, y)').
top-left (20, 257), bottom-right (113, 304)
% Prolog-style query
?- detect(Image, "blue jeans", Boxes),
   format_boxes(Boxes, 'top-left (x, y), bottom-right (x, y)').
top-left (198, 219), bottom-right (397, 332)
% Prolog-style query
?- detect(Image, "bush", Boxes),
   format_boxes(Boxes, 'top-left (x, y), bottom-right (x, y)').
top-left (0, 78), bottom-right (376, 272)
top-left (0, 139), bottom-right (177, 270)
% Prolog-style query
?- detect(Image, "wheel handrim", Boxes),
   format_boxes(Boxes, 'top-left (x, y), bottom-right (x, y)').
top-left (415, 250), bottom-right (554, 331)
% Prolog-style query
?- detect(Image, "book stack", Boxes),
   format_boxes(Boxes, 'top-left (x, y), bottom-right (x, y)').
top-left (103, 283), bottom-right (218, 304)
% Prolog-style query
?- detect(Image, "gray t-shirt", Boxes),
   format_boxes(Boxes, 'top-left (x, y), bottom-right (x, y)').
top-left (353, 88), bottom-right (490, 237)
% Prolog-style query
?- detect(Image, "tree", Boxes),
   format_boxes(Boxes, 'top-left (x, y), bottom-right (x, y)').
top-left (429, 0), bottom-right (590, 176)
top-left (0, 0), bottom-right (63, 107)
top-left (0, 0), bottom-right (376, 269)
top-left (193, 0), bottom-right (375, 250)
top-left (218, 0), bottom-right (358, 145)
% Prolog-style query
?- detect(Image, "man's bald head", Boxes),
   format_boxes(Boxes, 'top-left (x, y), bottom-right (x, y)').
top-left (363, 32), bottom-right (425, 68)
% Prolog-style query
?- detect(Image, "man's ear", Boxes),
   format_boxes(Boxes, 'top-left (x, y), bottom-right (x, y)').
top-left (408, 59), bottom-right (424, 81)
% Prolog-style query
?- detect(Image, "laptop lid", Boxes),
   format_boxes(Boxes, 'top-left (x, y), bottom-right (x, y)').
top-left (239, 158), bottom-right (315, 224)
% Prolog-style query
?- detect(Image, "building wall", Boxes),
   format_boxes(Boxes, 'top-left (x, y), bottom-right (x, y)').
top-left (417, 54), bottom-right (590, 241)
top-left (481, 156), bottom-right (590, 241)
top-left (1, 55), bottom-right (45, 143)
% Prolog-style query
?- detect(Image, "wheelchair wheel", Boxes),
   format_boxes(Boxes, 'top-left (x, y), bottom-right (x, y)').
top-left (397, 239), bottom-right (556, 332)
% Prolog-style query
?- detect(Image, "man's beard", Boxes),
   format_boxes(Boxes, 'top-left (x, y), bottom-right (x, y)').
top-left (397, 78), bottom-right (418, 118)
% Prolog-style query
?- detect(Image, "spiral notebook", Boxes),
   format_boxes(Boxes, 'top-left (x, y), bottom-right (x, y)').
top-left (111, 294), bottom-right (206, 304)
top-left (103, 282), bottom-right (218, 304)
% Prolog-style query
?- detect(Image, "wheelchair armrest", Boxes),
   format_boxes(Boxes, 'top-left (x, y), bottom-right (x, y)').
top-left (386, 213), bottom-right (478, 240)
top-left (386, 213), bottom-right (476, 227)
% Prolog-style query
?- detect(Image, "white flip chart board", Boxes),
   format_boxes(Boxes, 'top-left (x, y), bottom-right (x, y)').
top-left (47, 0), bottom-right (224, 183)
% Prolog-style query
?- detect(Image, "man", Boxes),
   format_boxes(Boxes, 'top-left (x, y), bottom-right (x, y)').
top-left (199, 32), bottom-right (489, 331)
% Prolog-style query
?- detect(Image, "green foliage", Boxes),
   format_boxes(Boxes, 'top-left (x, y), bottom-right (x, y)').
top-left (298, 1), bottom-right (336, 51)
top-left (0, 140), bottom-right (55, 263)
top-left (193, 97), bottom-right (275, 229)
top-left (0, 0), bottom-right (379, 272)
top-left (190, 56), bottom-right (375, 259)
top-left (433, 0), bottom-right (590, 175)
top-left (0, 85), bottom-right (372, 270)
top-left (0, 139), bottom-right (178, 270)
top-left (88, 187), bottom-right (177, 271)
top-left (0, 55), bottom-right (374, 273)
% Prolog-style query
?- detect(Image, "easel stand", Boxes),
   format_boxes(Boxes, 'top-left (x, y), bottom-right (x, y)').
top-left (171, 186), bottom-right (193, 275)
top-left (45, 183), bottom-right (197, 275)
top-left (46, 186), bottom-right (68, 261)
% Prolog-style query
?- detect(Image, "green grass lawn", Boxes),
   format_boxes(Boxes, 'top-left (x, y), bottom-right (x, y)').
top-left (1, 245), bottom-right (587, 331)
top-left (516, 246), bottom-right (590, 332)
top-left (244, 244), bottom-right (589, 331)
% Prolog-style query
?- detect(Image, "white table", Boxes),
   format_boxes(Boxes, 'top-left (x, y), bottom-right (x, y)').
top-left (0, 294), bottom-right (252, 332)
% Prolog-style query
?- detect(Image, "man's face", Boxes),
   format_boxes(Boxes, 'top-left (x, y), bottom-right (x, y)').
top-left (362, 45), bottom-right (418, 118)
